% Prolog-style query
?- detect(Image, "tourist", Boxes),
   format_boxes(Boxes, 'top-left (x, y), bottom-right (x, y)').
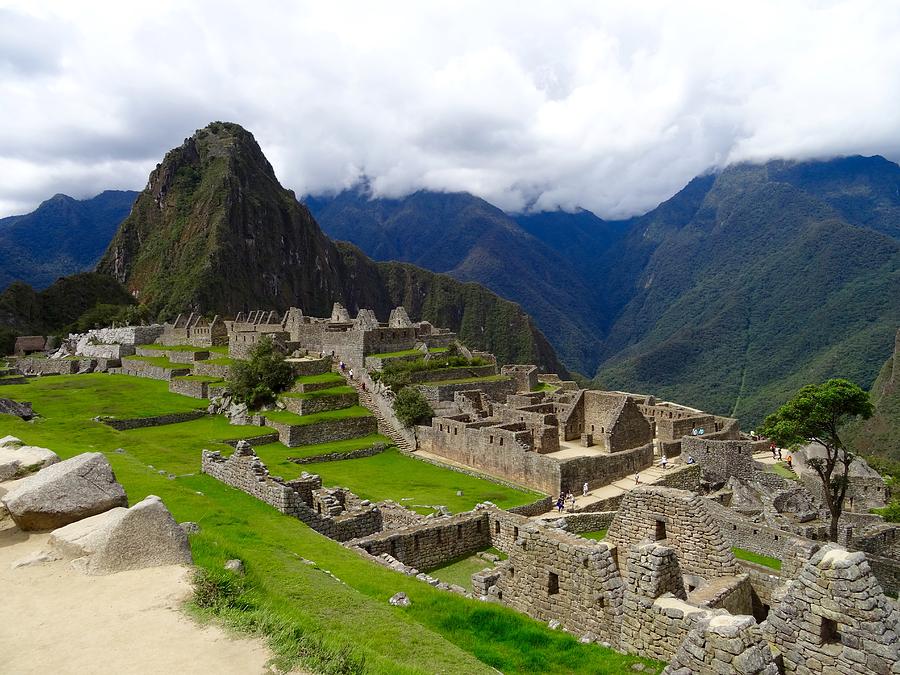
top-left (568, 492), bottom-right (576, 509)
top-left (582, 481), bottom-right (589, 497)
top-left (349, 368), bottom-right (354, 380)
top-left (771, 441), bottom-right (777, 460)
top-left (686, 455), bottom-right (695, 465)
top-left (339, 360), bottom-right (345, 371)
top-left (556, 495), bottom-right (565, 512)
top-left (660, 454), bottom-right (668, 470)
top-left (777, 447), bottom-right (782, 460)
top-left (634, 472), bottom-right (640, 484)
top-left (361, 381), bottom-right (367, 392)
top-left (785, 455), bottom-right (792, 470)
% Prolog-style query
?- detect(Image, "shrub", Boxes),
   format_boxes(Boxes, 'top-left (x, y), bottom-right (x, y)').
top-left (228, 336), bottom-right (294, 409)
top-left (393, 387), bottom-right (434, 428)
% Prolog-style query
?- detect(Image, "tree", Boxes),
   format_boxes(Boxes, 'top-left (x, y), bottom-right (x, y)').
top-left (393, 387), bottom-right (434, 428)
top-left (761, 378), bottom-right (873, 542)
top-left (227, 336), bottom-right (294, 409)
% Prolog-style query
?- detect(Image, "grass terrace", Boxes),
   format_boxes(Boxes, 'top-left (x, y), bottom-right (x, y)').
top-left (731, 547), bottom-right (783, 571)
top-left (141, 344), bottom-right (229, 354)
top-left (370, 347), bottom-right (449, 359)
top-left (579, 529), bottom-right (608, 541)
top-left (0, 375), bottom-right (662, 674)
top-left (421, 374), bottom-right (510, 387)
top-left (197, 356), bottom-right (236, 366)
top-left (262, 405), bottom-right (372, 427)
top-left (241, 434), bottom-right (390, 472)
top-left (123, 354), bottom-right (190, 369)
top-left (531, 382), bottom-right (558, 393)
top-left (280, 385), bottom-right (355, 399)
top-left (293, 372), bottom-right (345, 386)
top-left (766, 462), bottom-right (798, 481)
top-left (302, 448), bottom-right (542, 514)
top-left (172, 375), bottom-right (225, 383)
top-left (429, 550), bottom-right (503, 591)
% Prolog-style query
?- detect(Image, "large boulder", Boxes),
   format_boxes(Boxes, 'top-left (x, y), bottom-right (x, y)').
top-left (48, 495), bottom-right (192, 574)
top-left (0, 452), bottom-right (127, 530)
top-left (0, 442), bottom-right (59, 480)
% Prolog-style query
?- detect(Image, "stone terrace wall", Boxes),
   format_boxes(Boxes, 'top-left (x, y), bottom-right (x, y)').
top-left (201, 445), bottom-right (383, 542)
top-left (488, 509), bottom-right (626, 646)
top-left (101, 410), bottom-right (207, 430)
top-left (265, 414), bottom-right (377, 447)
top-left (193, 361), bottom-right (232, 379)
top-left (281, 391), bottom-right (357, 416)
top-left (349, 512), bottom-right (490, 571)
top-left (17, 357), bottom-right (79, 375)
top-left (288, 356), bottom-right (332, 377)
top-left (554, 511), bottom-right (617, 533)
top-left (664, 614), bottom-right (779, 675)
top-left (682, 436), bottom-right (767, 485)
top-left (84, 325), bottom-right (164, 346)
top-left (408, 364), bottom-right (498, 385)
top-left (117, 359), bottom-right (190, 381)
top-left (607, 487), bottom-right (742, 579)
top-left (558, 442), bottom-right (654, 494)
top-left (417, 377), bottom-right (515, 405)
top-left (169, 378), bottom-right (215, 399)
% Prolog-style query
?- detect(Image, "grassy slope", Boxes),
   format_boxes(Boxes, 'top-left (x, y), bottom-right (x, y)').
top-left (0, 375), bottom-right (659, 673)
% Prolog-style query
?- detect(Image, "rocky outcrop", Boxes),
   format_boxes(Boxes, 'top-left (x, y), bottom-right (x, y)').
top-left (1, 452), bottom-right (127, 530)
top-left (0, 398), bottom-right (35, 421)
top-left (0, 435), bottom-right (59, 480)
top-left (48, 495), bottom-right (191, 574)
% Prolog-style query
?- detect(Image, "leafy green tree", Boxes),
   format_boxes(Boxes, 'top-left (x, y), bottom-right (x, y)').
top-left (228, 336), bottom-right (294, 409)
top-left (393, 387), bottom-right (434, 428)
top-left (761, 379), bottom-right (873, 542)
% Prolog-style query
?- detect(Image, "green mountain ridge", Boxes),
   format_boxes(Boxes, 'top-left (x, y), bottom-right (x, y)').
top-left (93, 122), bottom-right (565, 374)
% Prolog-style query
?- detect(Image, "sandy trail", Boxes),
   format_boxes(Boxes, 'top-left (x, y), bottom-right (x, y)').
top-left (0, 505), bottom-right (273, 674)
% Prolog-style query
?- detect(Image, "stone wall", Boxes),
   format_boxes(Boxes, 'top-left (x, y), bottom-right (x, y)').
top-left (201, 444), bottom-right (383, 541)
top-left (765, 545), bottom-right (900, 674)
top-left (558, 442), bottom-right (654, 494)
top-left (79, 343), bottom-right (134, 359)
top-left (682, 436), bottom-right (767, 486)
top-left (100, 410), bottom-right (207, 430)
top-left (168, 378), bottom-right (216, 399)
top-left (17, 357), bottom-right (79, 375)
top-left (265, 414), bottom-right (378, 448)
top-left (288, 356), bottom-right (332, 377)
top-left (281, 391), bottom-right (357, 416)
top-left (651, 464), bottom-right (702, 491)
top-left (488, 509), bottom-right (626, 646)
top-left (117, 359), bottom-right (190, 381)
top-left (664, 614), bottom-right (779, 675)
top-left (349, 512), bottom-right (491, 571)
top-left (288, 442), bottom-right (388, 465)
top-left (408, 364), bottom-right (498, 385)
top-left (416, 377), bottom-right (515, 405)
top-left (554, 510), bottom-right (617, 533)
top-left (607, 487), bottom-right (742, 579)
top-left (83, 325), bottom-right (164, 346)
top-left (193, 361), bottom-right (232, 379)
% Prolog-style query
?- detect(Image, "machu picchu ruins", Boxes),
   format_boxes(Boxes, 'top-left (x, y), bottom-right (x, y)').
top-left (3, 301), bottom-right (898, 674)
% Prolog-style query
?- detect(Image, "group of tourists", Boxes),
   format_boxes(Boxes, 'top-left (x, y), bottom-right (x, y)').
top-left (338, 360), bottom-right (354, 381)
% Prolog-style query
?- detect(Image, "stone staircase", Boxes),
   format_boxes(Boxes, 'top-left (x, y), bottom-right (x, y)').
top-left (338, 369), bottom-right (416, 453)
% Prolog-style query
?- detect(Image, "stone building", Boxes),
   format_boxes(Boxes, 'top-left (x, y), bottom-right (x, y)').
top-left (160, 313), bottom-right (227, 347)
top-left (13, 336), bottom-right (47, 356)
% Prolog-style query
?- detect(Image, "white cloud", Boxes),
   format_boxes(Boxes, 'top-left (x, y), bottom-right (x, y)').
top-left (1, 0), bottom-right (900, 218)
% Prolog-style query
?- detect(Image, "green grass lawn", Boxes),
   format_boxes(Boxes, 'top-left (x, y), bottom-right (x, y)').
top-left (294, 372), bottom-right (345, 386)
top-left (579, 529), bottom-right (608, 541)
top-left (0, 375), bottom-right (662, 674)
top-left (281, 385), bottom-right (355, 399)
top-left (248, 434), bottom-right (392, 473)
top-left (263, 405), bottom-right (372, 427)
top-left (124, 354), bottom-right (190, 369)
top-left (1, 374), bottom-right (207, 420)
top-left (531, 382), bottom-right (558, 393)
top-left (421, 375), bottom-right (510, 386)
top-left (370, 347), bottom-right (449, 359)
top-left (766, 462), bottom-right (798, 481)
top-left (732, 547), bottom-right (783, 571)
top-left (198, 356), bottom-right (236, 366)
top-left (429, 551), bottom-right (495, 589)
top-left (301, 448), bottom-right (542, 513)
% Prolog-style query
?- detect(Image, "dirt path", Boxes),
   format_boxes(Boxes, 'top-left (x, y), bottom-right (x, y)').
top-left (0, 518), bottom-right (274, 674)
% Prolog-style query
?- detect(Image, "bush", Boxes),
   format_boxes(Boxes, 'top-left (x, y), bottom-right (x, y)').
top-left (372, 354), bottom-right (488, 391)
top-left (69, 303), bottom-right (151, 332)
top-left (393, 387), bottom-right (434, 428)
top-left (874, 498), bottom-right (900, 523)
top-left (228, 336), bottom-right (294, 409)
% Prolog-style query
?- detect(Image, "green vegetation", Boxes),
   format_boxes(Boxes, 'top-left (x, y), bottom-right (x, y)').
top-left (873, 498), bottom-right (900, 523)
top-left (371, 354), bottom-right (490, 390)
top-left (281, 385), bottom-right (355, 399)
top-left (531, 382), bottom-right (558, 392)
top-left (429, 553), bottom-right (495, 590)
top-left (143, 344), bottom-right (229, 354)
top-left (393, 387), bottom-right (434, 428)
top-left (370, 347), bottom-right (448, 359)
top-left (173, 375), bottom-right (224, 383)
top-left (300, 448), bottom-right (541, 513)
top-left (421, 375), bottom-right (510, 387)
top-left (124, 354), bottom-right (187, 369)
top-left (766, 462), bottom-right (798, 481)
top-left (294, 372), bottom-right (345, 386)
top-left (71, 303), bottom-right (150, 332)
top-left (579, 529), bottom-right (608, 541)
top-left (248, 435), bottom-right (390, 470)
top-left (199, 356), bottom-right (235, 366)
top-left (844, 342), bottom-right (900, 464)
top-left (262, 405), bottom-right (372, 427)
top-left (732, 547), bottom-right (783, 571)
top-left (0, 374), bottom-right (656, 673)
top-left (761, 379), bottom-right (873, 541)
top-left (228, 336), bottom-right (294, 409)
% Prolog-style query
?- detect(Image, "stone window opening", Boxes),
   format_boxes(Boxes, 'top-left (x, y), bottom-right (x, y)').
top-left (514, 526), bottom-right (519, 539)
top-left (509, 566), bottom-right (515, 578)
top-left (457, 524), bottom-right (463, 539)
top-left (453, 427), bottom-right (458, 435)
top-left (494, 520), bottom-right (500, 535)
top-left (499, 438), bottom-right (504, 446)
top-left (548, 572), bottom-right (559, 595)
top-left (413, 534), bottom-right (419, 551)
top-left (476, 520), bottom-right (482, 532)
top-left (594, 593), bottom-right (605, 608)
top-left (654, 519), bottom-right (667, 541)
top-left (820, 617), bottom-right (841, 645)
top-left (317, 503), bottom-right (322, 514)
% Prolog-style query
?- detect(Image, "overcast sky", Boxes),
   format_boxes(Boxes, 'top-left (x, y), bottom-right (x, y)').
top-left (2, 1), bottom-right (900, 219)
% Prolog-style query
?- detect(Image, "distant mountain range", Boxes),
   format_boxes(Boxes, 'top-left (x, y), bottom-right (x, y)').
top-left (0, 191), bottom-right (138, 291)
top-left (2, 132), bottom-right (899, 425)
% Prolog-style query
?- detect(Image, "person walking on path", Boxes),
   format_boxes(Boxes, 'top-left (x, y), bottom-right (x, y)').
top-left (556, 495), bottom-right (565, 512)
top-left (582, 482), bottom-right (589, 497)
top-left (348, 368), bottom-right (354, 381)
top-left (634, 473), bottom-right (640, 484)
top-left (771, 441), bottom-right (777, 460)
top-left (785, 455), bottom-right (793, 471)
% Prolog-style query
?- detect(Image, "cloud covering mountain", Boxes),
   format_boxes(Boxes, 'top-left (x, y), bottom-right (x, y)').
top-left (2, 1), bottom-right (900, 218)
